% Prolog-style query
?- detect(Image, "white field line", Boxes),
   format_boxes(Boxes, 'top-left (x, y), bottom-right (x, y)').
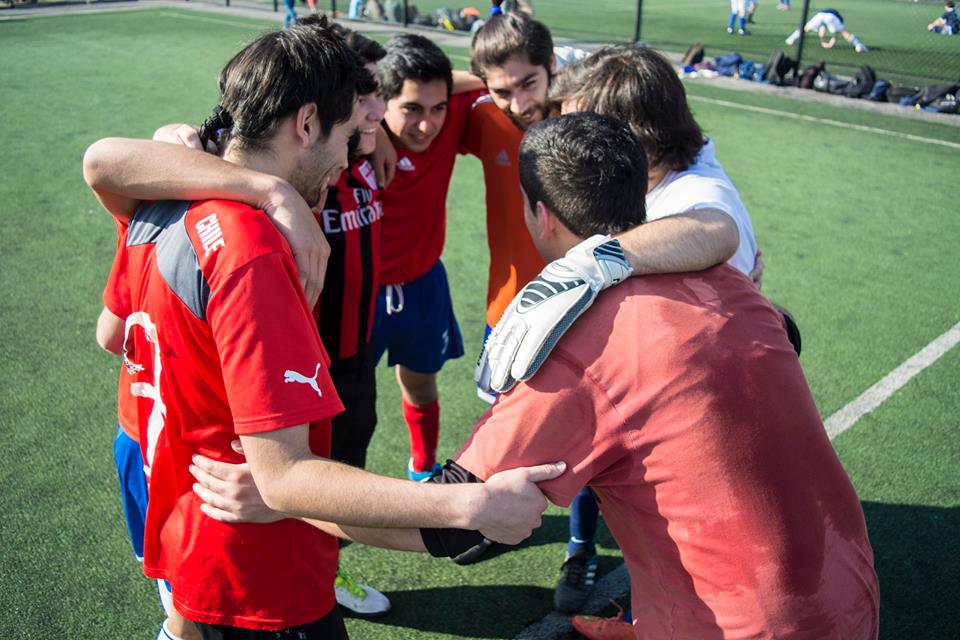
top-left (824, 321), bottom-right (960, 439)
top-left (515, 322), bottom-right (960, 638)
top-left (689, 95), bottom-right (960, 151)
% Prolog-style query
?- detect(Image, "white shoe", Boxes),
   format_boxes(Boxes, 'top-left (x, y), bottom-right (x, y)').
top-left (855, 43), bottom-right (869, 53)
top-left (335, 567), bottom-right (391, 618)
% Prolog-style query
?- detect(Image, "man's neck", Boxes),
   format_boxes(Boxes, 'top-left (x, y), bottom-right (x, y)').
top-left (223, 143), bottom-right (288, 180)
top-left (646, 164), bottom-right (669, 193)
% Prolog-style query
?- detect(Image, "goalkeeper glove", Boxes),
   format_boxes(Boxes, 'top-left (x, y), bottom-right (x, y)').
top-left (475, 235), bottom-right (632, 394)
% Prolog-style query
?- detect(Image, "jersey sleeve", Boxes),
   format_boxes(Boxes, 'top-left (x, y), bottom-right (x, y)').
top-left (102, 218), bottom-right (131, 318)
top-left (207, 252), bottom-right (344, 434)
top-left (453, 351), bottom-right (627, 507)
top-left (455, 90), bottom-right (488, 153)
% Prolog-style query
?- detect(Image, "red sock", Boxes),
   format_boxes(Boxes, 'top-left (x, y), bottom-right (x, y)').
top-left (403, 398), bottom-right (439, 471)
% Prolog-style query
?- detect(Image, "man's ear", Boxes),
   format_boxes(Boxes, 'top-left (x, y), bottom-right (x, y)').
top-left (294, 103), bottom-right (319, 148)
top-left (549, 53), bottom-right (558, 75)
top-left (534, 200), bottom-right (556, 240)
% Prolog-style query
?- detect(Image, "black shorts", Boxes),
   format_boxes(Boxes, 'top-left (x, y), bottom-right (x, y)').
top-left (329, 345), bottom-right (378, 469)
top-left (195, 607), bottom-right (348, 640)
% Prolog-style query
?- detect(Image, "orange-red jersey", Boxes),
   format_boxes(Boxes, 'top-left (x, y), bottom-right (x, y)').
top-left (460, 96), bottom-right (545, 328)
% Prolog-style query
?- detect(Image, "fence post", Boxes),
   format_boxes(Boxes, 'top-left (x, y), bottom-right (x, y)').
top-left (403, 0), bottom-right (409, 27)
top-left (274, 0), bottom-right (278, 13)
top-left (331, 0), bottom-right (337, 16)
top-left (793, 0), bottom-right (812, 82)
top-left (633, 0), bottom-right (643, 43)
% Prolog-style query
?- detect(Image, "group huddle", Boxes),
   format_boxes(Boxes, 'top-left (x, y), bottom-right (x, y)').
top-left (83, 11), bottom-right (880, 640)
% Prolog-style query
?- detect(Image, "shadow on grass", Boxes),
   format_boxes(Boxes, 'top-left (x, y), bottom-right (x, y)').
top-left (863, 501), bottom-right (959, 639)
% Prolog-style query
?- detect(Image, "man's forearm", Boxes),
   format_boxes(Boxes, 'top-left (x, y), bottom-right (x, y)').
top-left (305, 519), bottom-right (427, 552)
top-left (83, 137), bottom-right (288, 212)
top-left (615, 208), bottom-right (738, 274)
top-left (253, 451), bottom-right (480, 531)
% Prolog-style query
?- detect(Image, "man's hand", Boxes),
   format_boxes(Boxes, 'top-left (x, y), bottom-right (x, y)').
top-left (260, 180), bottom-right (330, 309)
top-left (153, 123), bottom-right (216, 153)
top-left (371, 126), bottom-right (397, 188)
top-left (476, 235), bottom-right (632, 394)
top-left (190, 441), bottom-right (286, 524)
top-left (469, 462), bottom-right (565, 545)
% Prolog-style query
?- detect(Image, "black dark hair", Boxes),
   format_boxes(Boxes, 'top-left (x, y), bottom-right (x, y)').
top-left (198, 16), bottom-right (373, 152)
top-left (519, 112), bottom-right (647, 237)
top-left (330, 21), bottom-right (387, 65)
top-left (470, 13), bottom-right (554, 81)
top-left (550, 44), bottom-right (704, 172)
top-left (379, 33), bottom-right (453, 100)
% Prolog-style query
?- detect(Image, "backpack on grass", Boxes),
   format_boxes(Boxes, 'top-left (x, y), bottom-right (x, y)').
top-left (844, 65), bottom-right (877, 99)
top-left (798, 63), bottom-right (825, 90)
top-left (763, 50), bottom-right (797, 86)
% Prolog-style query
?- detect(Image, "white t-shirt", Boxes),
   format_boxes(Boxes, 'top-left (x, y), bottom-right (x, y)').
top-left (553, 45), bottom-right (589, 69)
top-left (645, 138), bottom-right (757, 275)
top-left (806, 11), bottom-right (845, 34)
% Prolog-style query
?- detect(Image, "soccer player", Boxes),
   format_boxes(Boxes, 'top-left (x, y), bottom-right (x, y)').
top-left (786, 8), bottom-right (869, 52)
top-left (727, 0), bottom-right (756, 35)
top-left (197, 112), bottom-right (880, 639)
top-left (115, 22), bottom-right (395, 616)
top-left (467, 13), bottom-right (742, 371)
top-left (97, 233), bottom-right (200, 640)
top-left (83, 19), bottom-right (560, 638)
top-left (466, 15), bottom-right (750, 591)
top-left (372, 34), bottom-right (486, 481)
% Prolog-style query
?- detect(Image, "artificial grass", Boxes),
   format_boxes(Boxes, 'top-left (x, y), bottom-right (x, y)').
top-left (0, 7), bottom-right (957, 639)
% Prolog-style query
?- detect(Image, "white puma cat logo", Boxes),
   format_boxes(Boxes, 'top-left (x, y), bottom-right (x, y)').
top-left (283, 363), bottom-right (323, 397)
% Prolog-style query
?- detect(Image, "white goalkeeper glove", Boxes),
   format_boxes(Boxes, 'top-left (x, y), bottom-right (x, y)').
top-left (475, 235), bottom-right (632, 394)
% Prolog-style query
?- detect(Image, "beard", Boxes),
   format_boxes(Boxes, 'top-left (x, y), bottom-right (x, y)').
top-left (507, 101), bottom-right (550, 130)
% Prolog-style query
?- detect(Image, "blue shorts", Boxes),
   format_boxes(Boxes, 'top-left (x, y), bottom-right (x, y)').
top-left (113, 425), bottom-right (148, 560)
top-left (371, 260), bottom-right (464, 374)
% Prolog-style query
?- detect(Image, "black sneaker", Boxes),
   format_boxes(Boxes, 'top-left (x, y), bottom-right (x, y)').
top-left (553, 549), bottom-right (598, 614)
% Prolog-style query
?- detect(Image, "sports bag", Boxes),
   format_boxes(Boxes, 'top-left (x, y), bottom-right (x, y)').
top-left (798, 63), bottom-right (824, 90)
top-left (866, 79), bottom-right (890, 102)
top-left (844, 65), bottom-right (877, 99)
top-left (763, 50), bottom-right (797, 86)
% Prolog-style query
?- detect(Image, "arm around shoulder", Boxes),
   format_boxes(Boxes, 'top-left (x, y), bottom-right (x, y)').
top-left (615, 208), bottom-right (738, 275)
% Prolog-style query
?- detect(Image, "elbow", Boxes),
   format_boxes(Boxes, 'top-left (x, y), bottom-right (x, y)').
top-left (82, 138), bottom-right (115, 190)
top-left (257, 477), bottom-right (292, 514)
top-left (95, 330), bottom-right (122, 355)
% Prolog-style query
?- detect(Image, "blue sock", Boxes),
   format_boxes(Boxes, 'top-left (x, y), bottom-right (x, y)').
top-left (739, 16), bottom-right (747, 30)
top-left (728, 13), bottom-right (737, 29)
top-left (567, 487), bottom-right (599, 558)
top-left (624, 609), bottom-right (633, 623)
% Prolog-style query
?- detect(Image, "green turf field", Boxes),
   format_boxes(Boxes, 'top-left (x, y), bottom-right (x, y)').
top-left (1, 7), bottom-right (958, 639)
top-left (321, 0), bottom-right (960, 84)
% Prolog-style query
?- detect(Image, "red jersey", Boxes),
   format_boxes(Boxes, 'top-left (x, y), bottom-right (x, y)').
top-left (460, 97), bottom-right (545, 327)
top-left (456, 266), bottom-right (879, 639)
top-left (379, 90), bottom-right (484, 284)
top-left (102, 218), bottom-right (141, 440)
top-left (123, 199), bottom-right (344, 630)
top-left (313, 158), bottom-right (383, 361)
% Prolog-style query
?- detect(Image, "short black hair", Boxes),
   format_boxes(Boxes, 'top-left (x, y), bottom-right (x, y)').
top-left (947, 1), bottom-right (955, 9)
top-left (470, 13), bottom-right (554, 81)
top-left (199, 16), bottom-right (373, 151)
top-left (519, 113), bottom-right (647, 238)
top-left (550, 45), bottom-right (704, 172)
top-left (379, 33), bottom-right (453, 100)
top-left (330, 22), bottom-right (387, 65)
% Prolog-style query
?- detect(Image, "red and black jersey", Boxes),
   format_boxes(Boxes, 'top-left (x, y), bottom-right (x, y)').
top-left (312, 158), bottom-right (383, 361)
